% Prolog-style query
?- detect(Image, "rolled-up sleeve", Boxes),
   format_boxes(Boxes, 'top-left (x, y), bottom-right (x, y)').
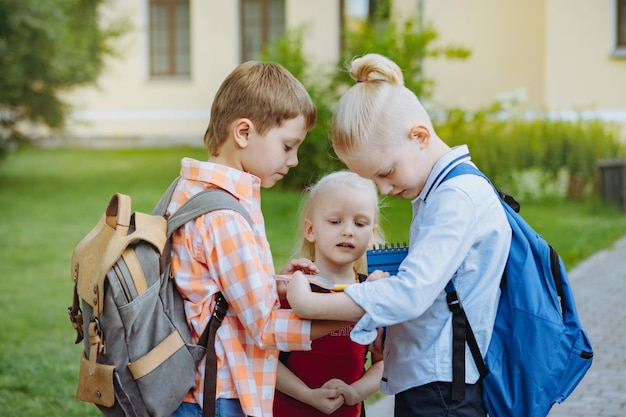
top-left (194, 210), bottom-right (311, 351)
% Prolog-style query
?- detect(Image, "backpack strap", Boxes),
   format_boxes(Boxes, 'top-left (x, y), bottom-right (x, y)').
top-left (168, 188), bottom-right (252, 236)
top-left (153, 176), bottom-right (252, 235)
top-left (154, 177), bottom-right (252, 417)
top-left (152, 176), bottom-right (181, 216)
top-left (197, 291), bottom-right (228, 417)
top-left (440, 163), bottom-right (495, 402)
top-left (445, 280), bottom-right (489, 401)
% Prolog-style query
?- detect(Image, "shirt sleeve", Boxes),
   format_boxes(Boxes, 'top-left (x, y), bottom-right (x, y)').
top-left (345, 184), bottom-right (478, 344)
top-left (193, 210), bottom-right (312, 351)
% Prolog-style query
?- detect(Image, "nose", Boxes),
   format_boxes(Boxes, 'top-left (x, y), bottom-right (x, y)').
top-left (287, 153), bottom-right (298, 168)
top-left (375, 180), bottom-right (393, 196)
top-left (342, 223), bottom-right (354, 237)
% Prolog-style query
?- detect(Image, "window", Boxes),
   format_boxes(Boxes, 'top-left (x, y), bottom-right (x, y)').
top-left (615, 0), bottom-right (626, 56)
top-left (149, 0), bottom-right (190, 77)
top-left (240, 0), bottom-right (285, 62)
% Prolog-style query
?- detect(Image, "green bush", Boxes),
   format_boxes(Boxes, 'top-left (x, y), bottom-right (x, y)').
top-left (437, 110), bottom-right (625, 200)
top-left (262, 18), bottom-right (470, 189)
top-left (266, 19), bottom-right (626, 201)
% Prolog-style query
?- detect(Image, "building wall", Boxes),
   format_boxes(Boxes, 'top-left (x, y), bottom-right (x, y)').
top-left (287, 0), bottom-right (339, 66)
top-left (545, 0), bottom-right (626, 122)
top-left (62, 0), bottom-right (626, 144)
top-left (63, 0), bottom-right (341, 146)
top-left (418, 0), bottom-right (626, 127)
top-left (419, 0), bottom-right (546, 111)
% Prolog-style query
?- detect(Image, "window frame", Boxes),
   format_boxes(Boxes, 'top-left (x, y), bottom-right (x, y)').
top-left (613, 0), bottom-right (626, 57)
top-left (239, 0), bottom-right (285, 63)
top-left (148, 0), bottom-right (191, 79)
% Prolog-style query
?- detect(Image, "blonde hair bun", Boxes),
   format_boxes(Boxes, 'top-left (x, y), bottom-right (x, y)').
top-left (349, 53), bottom-right (404, 86)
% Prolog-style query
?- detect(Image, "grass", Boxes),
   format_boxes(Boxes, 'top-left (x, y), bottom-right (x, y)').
top-left (1, 147), bottom-right (626, 416)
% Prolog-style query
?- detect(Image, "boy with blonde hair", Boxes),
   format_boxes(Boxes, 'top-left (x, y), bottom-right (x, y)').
top-left (169, 61), bottom-right (347, 417)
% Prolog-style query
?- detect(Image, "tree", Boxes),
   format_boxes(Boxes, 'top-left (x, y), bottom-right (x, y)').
top-left (261, 17), bottom-right (470, 189)
top-left (0, 0), bottom-right (127, 156)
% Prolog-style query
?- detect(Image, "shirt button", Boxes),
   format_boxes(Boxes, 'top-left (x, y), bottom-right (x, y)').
top-left (263, 390), bottom-right (272, 400)
top-left (267, 354), bottom-right (275, 362)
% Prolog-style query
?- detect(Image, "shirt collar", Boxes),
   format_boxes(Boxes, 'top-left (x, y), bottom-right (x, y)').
top-left (180, 157), bottom-right (261, 203)
top-left (416, 144), bottom-right (472, 203)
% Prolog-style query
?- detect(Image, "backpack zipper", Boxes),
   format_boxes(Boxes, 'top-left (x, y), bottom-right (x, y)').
top-left (112, 263), bottom-right (132, 303)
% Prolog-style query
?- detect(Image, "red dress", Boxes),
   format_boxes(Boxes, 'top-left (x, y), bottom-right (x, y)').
top-left (274, 285), bottom-right (368, 417)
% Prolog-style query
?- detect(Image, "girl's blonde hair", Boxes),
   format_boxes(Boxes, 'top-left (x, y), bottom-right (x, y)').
top-left (332, 53), bottom-right (434, 160)
top-left (293, 171), bottom-right (385, 274)
top-left (204, 61), bottom-right (316, 156)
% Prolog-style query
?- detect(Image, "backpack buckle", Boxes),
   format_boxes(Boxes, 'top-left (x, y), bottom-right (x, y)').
top-left (212, 292), bottom-right (228, 322)
top-left (446, 291), bottom-right (463, 313)
top-left (68, 305), bottom-right (84, 343)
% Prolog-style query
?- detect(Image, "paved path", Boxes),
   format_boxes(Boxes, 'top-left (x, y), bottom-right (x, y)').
top-left (366, 235), bottom-right (626, 417)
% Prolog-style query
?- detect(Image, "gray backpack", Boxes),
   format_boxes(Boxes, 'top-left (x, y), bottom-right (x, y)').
top-left (68, 178), bottom-right (251, 417)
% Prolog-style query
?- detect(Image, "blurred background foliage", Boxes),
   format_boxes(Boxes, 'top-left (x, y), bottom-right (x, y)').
top-left (0, 0), bottom-right (128, 156)
top-left (261, 17), bottom-right (625, 200)
top-left (1, 3), bottom-right (624, 202)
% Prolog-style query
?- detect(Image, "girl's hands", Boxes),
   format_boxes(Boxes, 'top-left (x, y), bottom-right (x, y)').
top-left (305, 387), bottom-right (344, 414)
top-left (322, 379), bottom-right (361, 406)
top-left (280, 257), bottom-right (319, 275)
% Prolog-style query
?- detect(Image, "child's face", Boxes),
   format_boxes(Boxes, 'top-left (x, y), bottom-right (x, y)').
top-left (243, 115), bottom-right (308, 188)
top-left (305, 186), bottom-right (377, 269)
top-left (343, 136), bottom-right (430, 200)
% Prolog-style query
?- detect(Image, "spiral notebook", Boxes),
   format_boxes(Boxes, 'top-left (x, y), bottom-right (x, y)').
top-left (366, 243), bottom-right (409, 276)
top-left (275, 243), bottom-right (410, 291)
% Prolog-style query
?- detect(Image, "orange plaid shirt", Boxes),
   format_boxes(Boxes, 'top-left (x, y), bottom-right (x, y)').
top-left (168, 158), bottom-right (312, 417)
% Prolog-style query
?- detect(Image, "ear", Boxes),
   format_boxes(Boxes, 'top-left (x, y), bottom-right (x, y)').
top-left (370, 225), bottom-right (378, 243)
top-left (408, 125), bottom-right (430, 148)
top-left (303, 218), bottom-right (315, 243)
top-left (233, 118), bottom-right (253, 149)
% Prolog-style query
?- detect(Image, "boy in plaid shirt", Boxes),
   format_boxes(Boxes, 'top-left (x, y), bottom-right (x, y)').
top-left (169, 61), bottom-right (348, 417)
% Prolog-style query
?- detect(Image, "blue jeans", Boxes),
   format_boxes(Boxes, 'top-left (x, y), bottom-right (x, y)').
top-left (171, 399), bottom-right (246, 417)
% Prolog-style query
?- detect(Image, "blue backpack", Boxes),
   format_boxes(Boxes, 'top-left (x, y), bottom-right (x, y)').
top-left (443, 163), bottom-right (593, 417)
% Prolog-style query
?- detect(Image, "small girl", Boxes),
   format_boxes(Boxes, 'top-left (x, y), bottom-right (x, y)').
top-left (274, 171), bottom-right (386, 417)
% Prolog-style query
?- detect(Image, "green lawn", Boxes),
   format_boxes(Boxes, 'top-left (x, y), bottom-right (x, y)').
top-left (1, 148), bottom-right (626, 416)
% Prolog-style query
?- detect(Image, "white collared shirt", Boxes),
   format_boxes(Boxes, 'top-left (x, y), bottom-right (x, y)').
top-left (345, 145), bottom-right (511, 395)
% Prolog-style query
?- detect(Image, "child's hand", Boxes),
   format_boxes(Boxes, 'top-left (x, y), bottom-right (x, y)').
top-left (280, 257), bottom-right (319, 275)
top-left (369, 327), bottom-right (386, 355)
top-left (366, 269), bottom-right (389, 282)
top-left (278, 259), bottom-right (318, 301)
top-left (276, 279), bottom-right (288, 300)
top-left (286, 270), bottom-right (315, 318)
top-left (305, 387), bottom-right (344, 414)
top-left (322, 379), bottom-right (361, 406)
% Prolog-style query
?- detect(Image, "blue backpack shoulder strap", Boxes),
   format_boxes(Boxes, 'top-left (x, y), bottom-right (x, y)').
top-left (442, 162), bottom-right (517, 401)
top-left (441, 163), bottom-right (563, 401)
top-left (443, 164), bottom-right (520, 213)
top-left (439, 163), bottom-right (492, 400)
top-left (443, 161), bottom-right (485, 181)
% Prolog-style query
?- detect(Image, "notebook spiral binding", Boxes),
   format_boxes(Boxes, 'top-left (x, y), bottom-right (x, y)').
top-left (366, 242), bottom-right (409, 275)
